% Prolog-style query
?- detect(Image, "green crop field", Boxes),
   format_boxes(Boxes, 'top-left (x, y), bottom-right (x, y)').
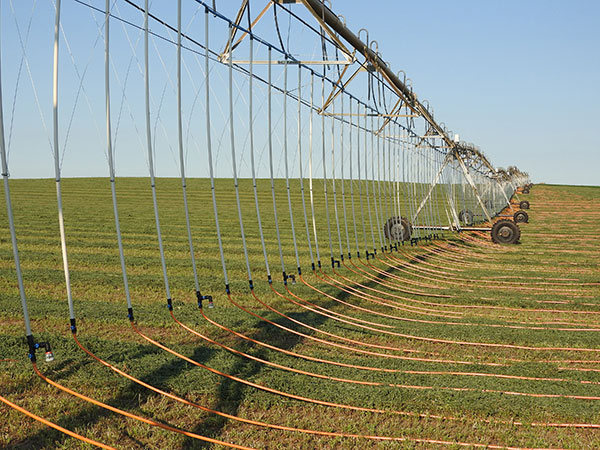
top-left (1, 179), bottom-right (600, 449)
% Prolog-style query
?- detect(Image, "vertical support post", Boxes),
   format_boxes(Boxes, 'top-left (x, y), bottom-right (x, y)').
top-left (144, 0), bottom-right (172, 304)
top-left (0, 2), bottom-right (33, 340)
top-left (106, 0), bottom-right (133, 320)
top-left (52, 0), bottom-right (77, 332)
top-left (205, 8), bottom-right (229, 295)
top-left (282, 60), bottom-right (301, 275)
top-left (177, 0), bottom-right (201, 298)
top-left (249, 36), bottom-right (272, 281)
top-left (297, 65), bottom-right (314, 271)
top-left (308, 72), bottom-right (321, 269)
top-left (267, 47), bottom-right (286, 281)
top-left (228, 26), bottom-right (253, 289)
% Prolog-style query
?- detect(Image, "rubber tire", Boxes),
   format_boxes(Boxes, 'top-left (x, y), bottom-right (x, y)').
top-left (458, 209), bottom-right (474, 225)
top-left (491, 219), bottom-right (521, 245)
top-left (513, 210), bottom-right (529, 223)
top-left (522, 188), bottom-right (530, 194)
top-left (519, 200), bottom-right (530, 209)
top-left (383, 216), bottom-right (412, 242)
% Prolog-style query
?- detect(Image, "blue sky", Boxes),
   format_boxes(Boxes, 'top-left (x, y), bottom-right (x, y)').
top-left (2, 0), bottom-right (599, 185)
top-left (343, 0), bottom-right (600, 185)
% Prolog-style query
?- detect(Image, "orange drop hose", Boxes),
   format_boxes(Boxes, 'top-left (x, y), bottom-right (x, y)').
top-left (32, 361), bottom-right (255, 450)
top-left (0, 393), bottom-right (117, 450)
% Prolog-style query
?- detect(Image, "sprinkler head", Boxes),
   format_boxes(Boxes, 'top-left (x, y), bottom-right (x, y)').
top-left (208, 299), bottom-right (214, 309)
top-left (45, 351), bottom-right (55, 363)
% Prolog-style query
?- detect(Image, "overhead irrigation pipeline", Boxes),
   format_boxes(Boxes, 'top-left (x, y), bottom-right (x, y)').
top-left (161, 0), bottom-right (525, 217)
top-left (299, 0), bottom-right (449, 148)
top-left (119, 0), bottom-right (528, 233)
top-left (221, 0), bottom-right (491, 158)
top-left (117, 0), bottom-right (448, 160)
top-left (73, 0), bottom-right (518, 192)
top-left (3, 0), bottom-right (530, 261)
top-left (0, 1), bottom-right (538, 445)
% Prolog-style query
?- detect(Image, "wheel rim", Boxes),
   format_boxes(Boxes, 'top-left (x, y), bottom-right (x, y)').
top-left (385, 217), bottom-right (411, 241)
top-left (498, 225), bottom-right (514, 242)
top-left (390, 223), bottom-right (406, 241)
top-left (459, 210), bottom-right (473, 224)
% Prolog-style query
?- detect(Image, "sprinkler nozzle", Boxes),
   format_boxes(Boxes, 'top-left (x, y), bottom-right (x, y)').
top-left (34, 341), bottom-right (54, 363)
top-left (45, 351), bottom-right (55, 363)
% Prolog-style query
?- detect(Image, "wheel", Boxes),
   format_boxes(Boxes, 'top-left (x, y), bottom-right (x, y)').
top-left (519, 200), bottom-right (530, 209)
top-left (513, 210), bottom-right (529, 223)
top-left (383, 217), bottom-right (412, 242)
top-left (491, 219), bottom-right (521, 244)
top-left (458, 209), bottom-right (474, 225)
top-left (383, 216), bottom-right (412, 242)
top-left (522, 188), bottom-right (530, 194)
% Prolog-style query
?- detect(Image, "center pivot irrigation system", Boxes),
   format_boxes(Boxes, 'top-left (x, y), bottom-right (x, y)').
top-left (214, 0), bottom-right (533, 246)
top-left (1, 0), bottom-right (541, 448)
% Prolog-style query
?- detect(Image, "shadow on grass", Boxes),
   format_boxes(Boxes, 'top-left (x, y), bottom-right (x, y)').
top-left (179, 262), bottom-right (413, 448)
top-left (1, 333), bottom-right (217, 450)
top-left (179, 293), bottom-right (332, 449)
top-left (2, 264), bottom-right (406, 450)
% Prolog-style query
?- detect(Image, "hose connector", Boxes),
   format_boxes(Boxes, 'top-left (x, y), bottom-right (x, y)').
top-left (27, 336), bottom-right (54, 363)
top-left (70, 318), bottom-right (77, 334)
top-left (198, 294), bottom-right (213, 309)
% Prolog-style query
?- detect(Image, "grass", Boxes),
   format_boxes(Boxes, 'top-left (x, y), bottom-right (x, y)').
top-left (1, 178), bottom-right (600, 449)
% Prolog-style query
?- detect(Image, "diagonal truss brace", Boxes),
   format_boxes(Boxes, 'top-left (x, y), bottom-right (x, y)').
top-left (411, 151), bottom-right (452, 224)
top-left (496, 179), bottom-right (514, 211)
top-left (221, 0), bottom-right (354, 65)
top-left (412, 149), bottom-right (493, 225)
top-left (453, 150), bottom-right (493, 222)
